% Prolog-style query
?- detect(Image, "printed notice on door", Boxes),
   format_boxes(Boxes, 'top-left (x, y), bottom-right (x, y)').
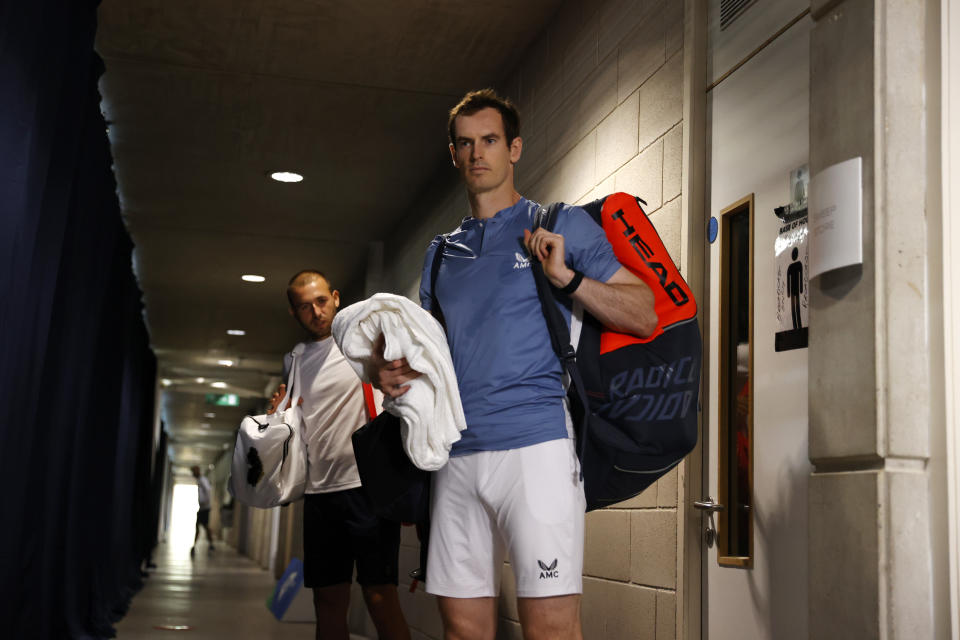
top-left (775, 215), bottom-right (808, 351)
top-left (775, 165), bottom-right (809, 352)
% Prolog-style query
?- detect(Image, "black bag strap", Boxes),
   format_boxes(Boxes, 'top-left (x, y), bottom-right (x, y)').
top-left (414, 236), bottom-right (448, 574)
top-left (530, 204), bottom-right (592, 476)
top-left (428, 235), bottom-right (448, 328)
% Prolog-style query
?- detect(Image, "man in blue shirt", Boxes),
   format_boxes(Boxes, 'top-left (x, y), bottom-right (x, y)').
top-left (375, 89), bottom-right (657, 640)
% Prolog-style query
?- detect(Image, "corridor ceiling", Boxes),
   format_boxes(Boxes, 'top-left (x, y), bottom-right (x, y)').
top-left (96, 0), bottom-right (563, 475)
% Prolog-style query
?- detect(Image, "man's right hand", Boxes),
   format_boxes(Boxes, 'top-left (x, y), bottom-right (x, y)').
top-left (369, 333), bottom-right (422, 398)
top-left (266, 384), bottom-right (302, 415)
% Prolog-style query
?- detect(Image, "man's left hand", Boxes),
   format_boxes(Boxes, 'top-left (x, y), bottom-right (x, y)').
top-left (369, 333), bottom-right (422, 398)
top-left (523, 227), bottom-right (577, 289)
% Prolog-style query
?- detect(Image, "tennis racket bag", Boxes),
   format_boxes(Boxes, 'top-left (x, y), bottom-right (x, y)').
top-left (533, 192), bottom-right (701, 511)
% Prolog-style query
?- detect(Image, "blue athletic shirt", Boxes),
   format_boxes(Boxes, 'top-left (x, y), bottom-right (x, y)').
top-left (419, 197), bottom-right (622, 456)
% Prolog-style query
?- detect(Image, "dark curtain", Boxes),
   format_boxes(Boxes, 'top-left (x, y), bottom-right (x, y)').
top-left (143, 429), bottom-right (169, 566)
top-left (0, 1), bottom-right (159, 638)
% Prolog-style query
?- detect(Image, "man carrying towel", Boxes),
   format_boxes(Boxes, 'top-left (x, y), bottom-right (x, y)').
top-left (270, 270), bottom-right (410, 640)
top-left (373, 90), bottom-right (658, 640)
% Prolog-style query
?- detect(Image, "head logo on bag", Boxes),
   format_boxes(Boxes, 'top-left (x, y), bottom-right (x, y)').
top-left (588, 192), bottom-right (697, 351)
top-left (246, 447), bottom-right (264, 487)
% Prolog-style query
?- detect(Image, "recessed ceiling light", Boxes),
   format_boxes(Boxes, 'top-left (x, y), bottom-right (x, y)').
top-left (227, 329), bottom-right (246, 336)
top-left (195, 377), bottom-right (205, 384)
top-left (200, 423), bottom-right (211, 429)
top-left (270, 171), bottom-right (303, 183)
top-left (241, 274), bottom-right (265, 283)
top-left (204, 412), bottom-right (216, 418)
top-left (211, 381), bottom-right (227, 389)
top-left (218, 359), bottom-right (235, 367)
top-left (222, 443), bottom-right (230, 450)
top-left (161, 379), bottom-right (172, 386)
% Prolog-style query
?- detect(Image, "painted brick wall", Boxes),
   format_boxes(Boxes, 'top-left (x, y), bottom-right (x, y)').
top-left (381, 0), bottom-right (686, 638)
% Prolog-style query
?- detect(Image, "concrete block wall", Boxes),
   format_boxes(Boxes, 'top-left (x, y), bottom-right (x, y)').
top-left (381, 1), bottom-right (687, 638)
top-left (806, 0), bottom-right (941, 636)
top-left (231, 503), bottom-right (275, 569)
top-left (389, 0), bottom-right (685, 299)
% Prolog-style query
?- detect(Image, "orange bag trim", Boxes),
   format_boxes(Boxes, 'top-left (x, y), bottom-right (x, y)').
top-left (598, 193), bottom-right (697, 354)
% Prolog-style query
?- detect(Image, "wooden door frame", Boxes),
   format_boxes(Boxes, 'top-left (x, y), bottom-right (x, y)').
top-left (679, 2), bottom-right (708, 639)
top-left (714, 194), bottom-right (755, 569)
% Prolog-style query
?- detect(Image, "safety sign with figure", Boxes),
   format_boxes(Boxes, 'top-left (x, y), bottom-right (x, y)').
top-left (775, 165), bottom-right (809, 352)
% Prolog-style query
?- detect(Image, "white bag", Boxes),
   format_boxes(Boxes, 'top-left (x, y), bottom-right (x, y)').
top-left (229, 346), bottom-right (307, 508)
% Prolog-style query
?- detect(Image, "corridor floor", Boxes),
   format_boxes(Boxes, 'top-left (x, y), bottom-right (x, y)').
top-left (115, 542), bottom-right (366, 639)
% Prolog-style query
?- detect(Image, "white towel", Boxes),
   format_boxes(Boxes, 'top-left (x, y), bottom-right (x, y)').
top-left (332, 293), bottom-right (465, 471)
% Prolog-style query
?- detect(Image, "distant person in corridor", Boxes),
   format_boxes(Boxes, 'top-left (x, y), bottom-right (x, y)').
top-left (190, 465), bottom-right (214, 557)
top-left (372, 90), bottom-right (657, 640)
top-left (268, 270), bottom-right (410, 640)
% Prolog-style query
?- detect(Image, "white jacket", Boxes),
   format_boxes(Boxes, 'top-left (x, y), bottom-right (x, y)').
top-left (331, 293), bottom-right (465, 471)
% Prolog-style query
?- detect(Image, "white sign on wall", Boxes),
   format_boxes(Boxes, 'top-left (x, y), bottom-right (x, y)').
top-left (808, 157), bottom-right (863, 278)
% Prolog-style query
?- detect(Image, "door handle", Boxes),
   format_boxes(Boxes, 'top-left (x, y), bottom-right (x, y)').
top-left (693, 497), bottom-right (725, 512)
top-left (694, 497), bottom-right (724, 548)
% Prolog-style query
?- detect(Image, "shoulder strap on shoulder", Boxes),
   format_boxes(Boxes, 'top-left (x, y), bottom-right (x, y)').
top-left (530, 202), bottom-right (577, 362)
top-left (534, 202), bottom-right (564, 233)
top-left (429, 235), bottom-right (448, 329)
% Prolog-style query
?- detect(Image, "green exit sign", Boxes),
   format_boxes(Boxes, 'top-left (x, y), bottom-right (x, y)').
top-left (205, 393), bottom-right (239, 407)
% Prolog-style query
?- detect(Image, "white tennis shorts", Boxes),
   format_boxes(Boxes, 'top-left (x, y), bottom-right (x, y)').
top-left (425, 437), bottom-right (585, 599)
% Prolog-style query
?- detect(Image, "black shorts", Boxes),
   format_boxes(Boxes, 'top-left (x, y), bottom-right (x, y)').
top-left (196, 508), bottom-right (210, 526)
top-left (302, 488), bottom-right (400, 589)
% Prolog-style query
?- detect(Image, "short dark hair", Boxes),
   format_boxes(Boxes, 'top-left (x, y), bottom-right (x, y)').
top-left (286, 270), bottom-right (333, 306)
top-left (447, 88), bottom-right (520, 146)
